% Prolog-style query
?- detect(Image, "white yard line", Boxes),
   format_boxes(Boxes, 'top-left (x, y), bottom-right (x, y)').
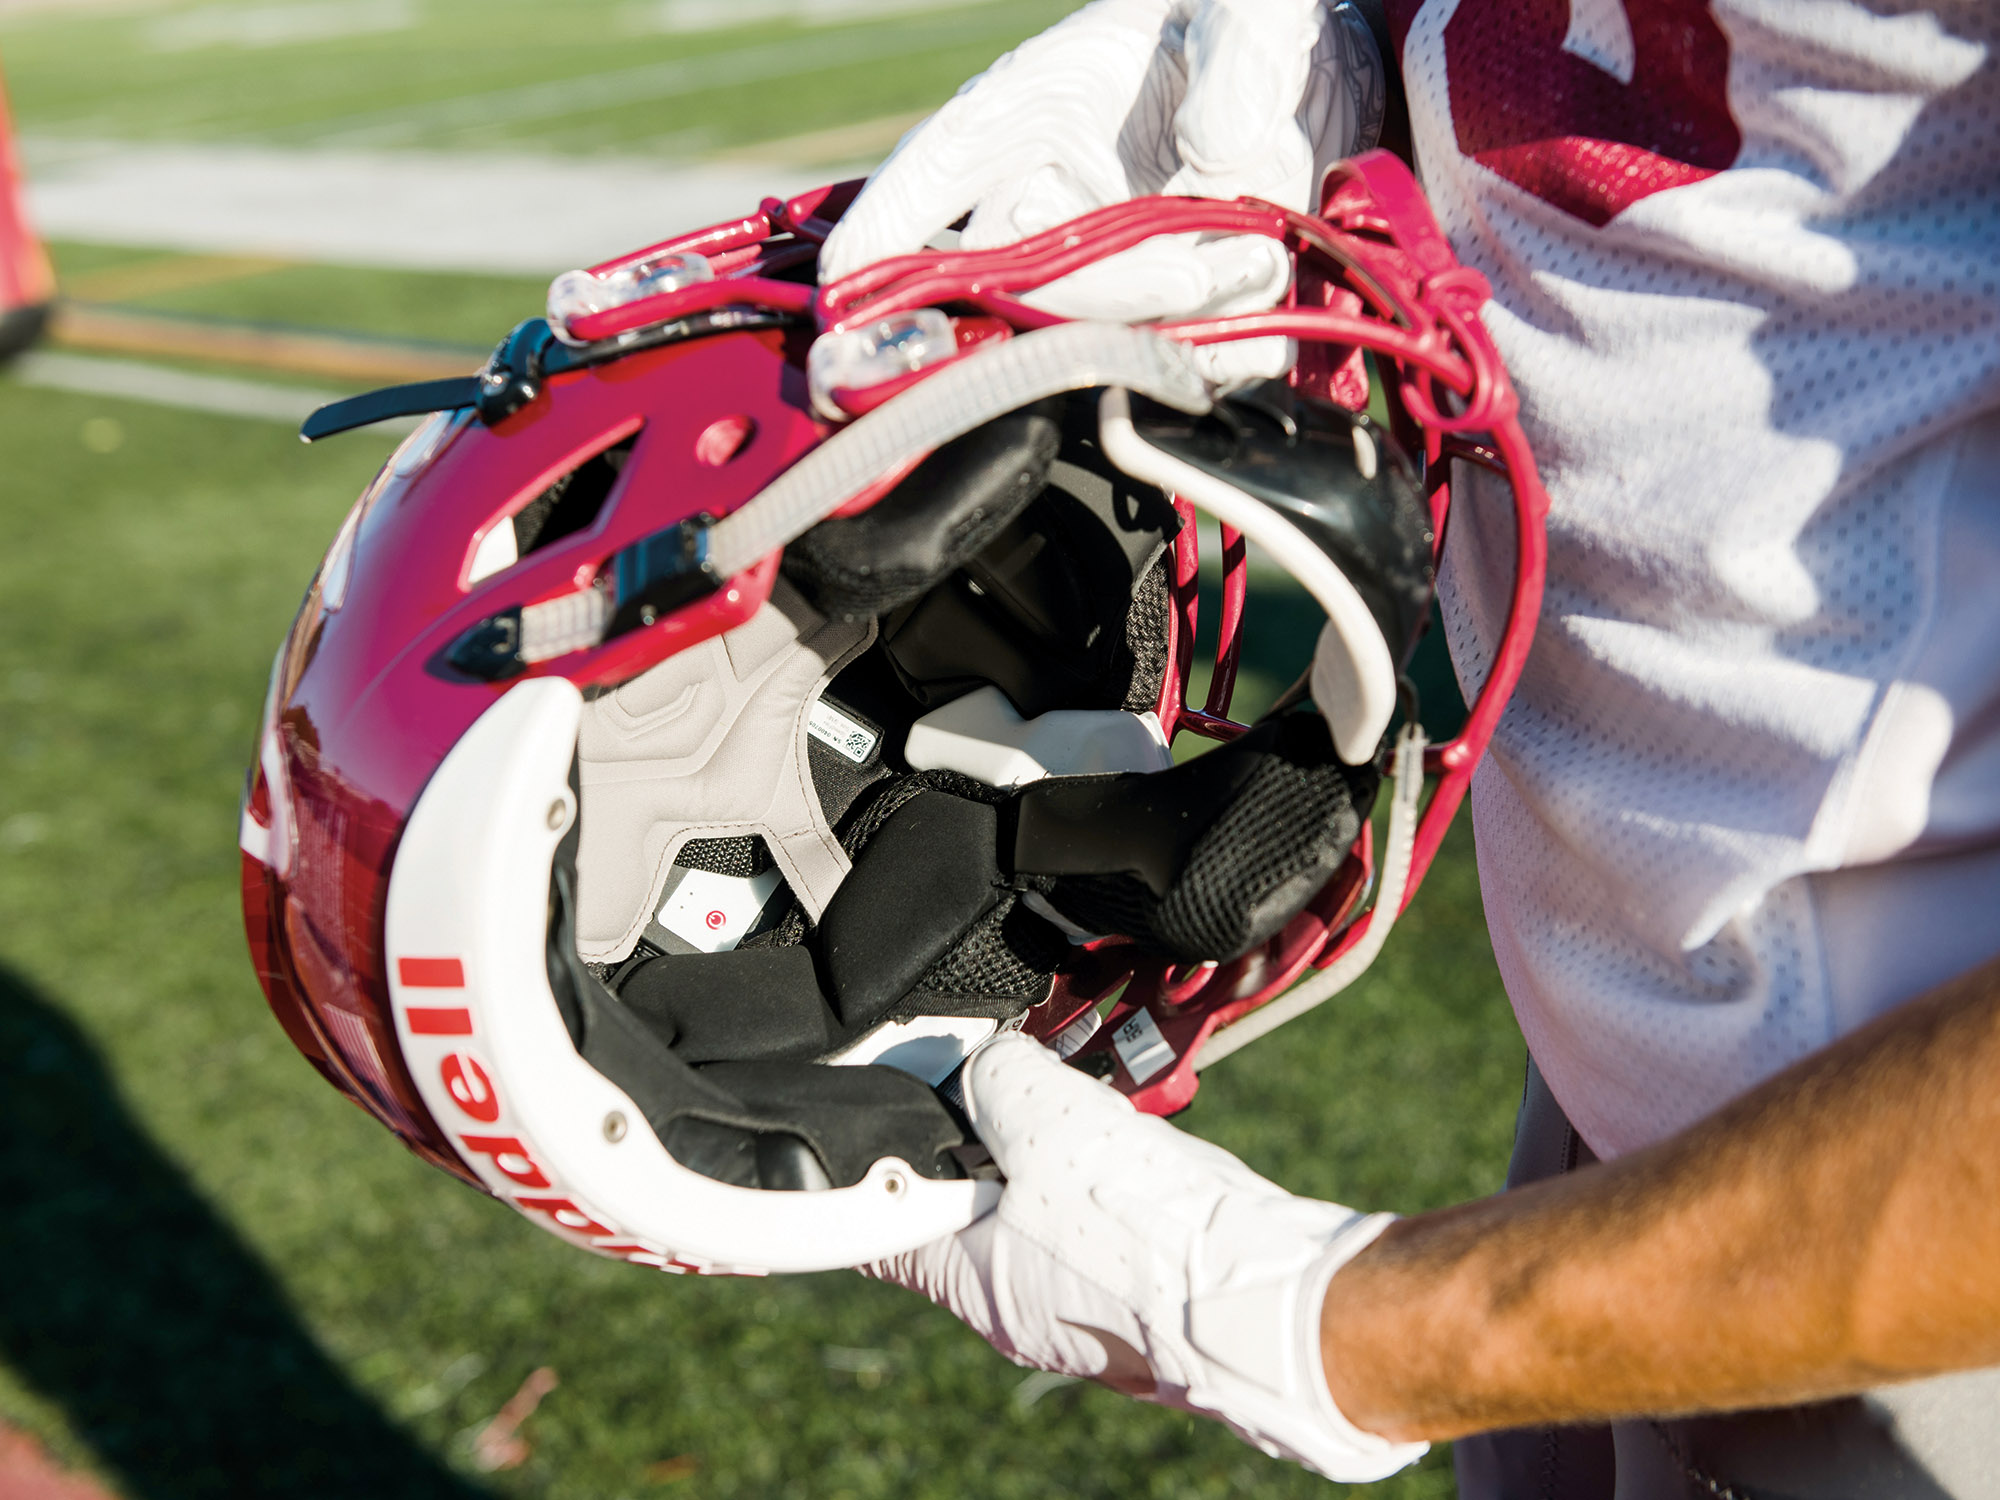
top-left (15, 8), bottom-right (1049, 274)
top-left (146, 0), bottom-right (415, 52)
top-left (8, 350), bottom-right (398, 430)
top-left (24, 143), bottom-right (832, 274)
top-left (275, 13), bottom-right (1023, 147)
top-left (643, 0), bottom-right (1004, 35)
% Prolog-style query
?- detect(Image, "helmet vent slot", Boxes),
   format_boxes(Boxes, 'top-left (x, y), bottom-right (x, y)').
top-left (513, 432), bottom-right (638, 558)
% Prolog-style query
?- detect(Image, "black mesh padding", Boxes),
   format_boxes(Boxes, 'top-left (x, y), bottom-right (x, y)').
top-left (1016, 715), bottom-right (1380, 963)
top-left (905, 896), bottom-right (1064, 1016)
top-left (1150, 735), bottom-right (1375, 959)
top-left (739, 902), bottom-right (811, 952)
top-left (840, 766), bottom-right (1008, 852)
top-left (1121, 558), bottom-right (1171, 715)
top-left (1039, 872), bottom-right (1152, 947)
top-left (676, 834), bottom-right (771, 878)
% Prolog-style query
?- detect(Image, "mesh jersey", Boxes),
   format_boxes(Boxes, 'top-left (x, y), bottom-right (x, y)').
top-left (1386, 0), bottom-right (2000, 1156)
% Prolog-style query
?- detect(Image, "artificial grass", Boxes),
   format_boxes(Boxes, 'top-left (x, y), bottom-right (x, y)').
top-left (47, 240), bottom-right (540, 352)
top-left (0, 0), bottom-right (1075, 154)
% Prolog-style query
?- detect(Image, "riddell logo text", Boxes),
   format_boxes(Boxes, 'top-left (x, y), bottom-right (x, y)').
top-left (397, 955), bottom-right (714, 1274)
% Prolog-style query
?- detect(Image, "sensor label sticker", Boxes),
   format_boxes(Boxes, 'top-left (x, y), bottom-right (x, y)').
top-left (807, 699), bottom-right (879, 764)
top-left (1112, 1010), bottom-right (1175, 1085)
top-left (658, 866), bottom-right (783, 954)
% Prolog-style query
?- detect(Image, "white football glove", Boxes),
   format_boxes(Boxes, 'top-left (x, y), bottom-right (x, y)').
top-left (819, 0), bottom-right (1386, 385)
top-left (861, 1033), bottom-right (1426, 1483)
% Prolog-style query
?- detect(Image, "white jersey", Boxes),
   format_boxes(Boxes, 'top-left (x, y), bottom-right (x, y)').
top-left (1390, 0), bottom-right (2000, 1156)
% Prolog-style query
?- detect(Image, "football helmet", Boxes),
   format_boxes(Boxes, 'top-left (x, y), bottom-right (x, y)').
top-left (240, 152), bottom-right (1546, 1275)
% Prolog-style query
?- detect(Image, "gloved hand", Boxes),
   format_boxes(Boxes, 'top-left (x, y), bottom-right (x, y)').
top-left (861, 1033), bottom-right (1426, 1483)
top-left (819, 0), bottom-right (1385, 384)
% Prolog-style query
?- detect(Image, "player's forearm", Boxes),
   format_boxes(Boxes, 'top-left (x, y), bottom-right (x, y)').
top-left (1320, 955), bottom-right (2000, 1443)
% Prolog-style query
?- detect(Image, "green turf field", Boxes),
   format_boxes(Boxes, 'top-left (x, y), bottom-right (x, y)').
top-left (0, 8), bottom-right (1524, 1496)
top-left (51, 241), bottom-right (544, 350)
top-left (1, 0), bottom-right (1077, 154)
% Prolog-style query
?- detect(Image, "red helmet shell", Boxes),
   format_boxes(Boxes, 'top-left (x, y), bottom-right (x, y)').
top-left (242, 158), bottom-right (1549, 1232)
top-left (243, 326), bottom-right (825, 1174)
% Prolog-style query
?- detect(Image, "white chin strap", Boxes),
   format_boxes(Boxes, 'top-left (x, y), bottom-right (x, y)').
top-left (384, 678), bottom-right (997, 1275)
top-left (1094, 387), bottom-right (1398, 765)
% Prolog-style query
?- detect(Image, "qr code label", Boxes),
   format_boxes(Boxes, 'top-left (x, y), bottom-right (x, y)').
top-left (807, 699), bottom-right (880, 764)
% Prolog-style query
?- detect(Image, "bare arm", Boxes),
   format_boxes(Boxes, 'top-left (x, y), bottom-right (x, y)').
top-left (1321, 955), bottom-right (2000, 1441)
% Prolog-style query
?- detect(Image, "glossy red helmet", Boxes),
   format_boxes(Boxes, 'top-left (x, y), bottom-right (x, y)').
top-left (240, 151), bottom-right (1546, 1275)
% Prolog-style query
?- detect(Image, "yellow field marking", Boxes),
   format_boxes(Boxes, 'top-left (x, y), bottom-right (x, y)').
top-left (58, 253), bottom-right (297, 305)
top-left (50, 302), bottom-right (480, 383)
top-left (709, 110), bottom-right (929, 168)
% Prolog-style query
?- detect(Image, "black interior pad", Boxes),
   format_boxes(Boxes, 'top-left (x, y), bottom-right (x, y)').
top-left (1012, 714), bottom-right (1380, 962)
top-left (697, 1060), bottom-right (968, 1186)
top-left (1129, 387), bottom-right (1435, 666)
top-left (880, 486), bottom-right (1161, 717)
top-left (653, 1115), bottom-right (834, 1192)
top-left (616, 947), bottom-right (839, 1064)
top-left (569, 937), bottom-right (965, 1191)
top-left (816, 788), bottom-right (1006, 1030)
top-left (783, 400), bottom-right (1061, 620)
top-left (551, 814), bottom-right (967, 1192)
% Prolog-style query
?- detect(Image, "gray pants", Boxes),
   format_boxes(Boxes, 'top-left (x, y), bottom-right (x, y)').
top-left (1453, 1060), bottom-right (2000, 1500)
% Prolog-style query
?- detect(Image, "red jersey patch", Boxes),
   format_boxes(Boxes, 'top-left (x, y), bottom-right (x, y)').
top-left (1388, 0), bottom-right (1741, 227)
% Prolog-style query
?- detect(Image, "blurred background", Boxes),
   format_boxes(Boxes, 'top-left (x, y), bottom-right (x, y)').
top-left (0, 3), bottom-right (1521, 1495)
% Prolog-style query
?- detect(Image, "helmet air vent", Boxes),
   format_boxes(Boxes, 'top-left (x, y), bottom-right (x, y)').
top-left (466, 432), bottom-right (639, 587)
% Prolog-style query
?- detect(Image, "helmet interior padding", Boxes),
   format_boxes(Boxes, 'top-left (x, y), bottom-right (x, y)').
top-left (549, 847), bottom-right (971, 1192)
top-left (573, 580), bottom-right (873, 959)
top-left (554, 391), bottom-right (1402, 1193)
top-left (1016, 714), bottom-right (1380, 962)
top-left (781, 399), bottom-right (1063, 619)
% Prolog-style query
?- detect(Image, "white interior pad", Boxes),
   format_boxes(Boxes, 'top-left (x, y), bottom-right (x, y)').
top-left (904, 685), bottom-right (1173, 787)
top-left (653, 864), bottom-right (784, 954)
top-left (825, 1014), bottom-right (1001, 1086)
top-left (573, 578), bottom-right (871, 962)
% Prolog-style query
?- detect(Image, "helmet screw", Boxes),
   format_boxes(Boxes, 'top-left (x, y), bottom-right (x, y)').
top-left (603, 1111), bottom-right (627, 1143)
top-left (639, 605), bottom-right (658, 626)
top-left (546, 798), bottom-right (568, 831)
top-left (882, 1170), bottom-right (906, 1197)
